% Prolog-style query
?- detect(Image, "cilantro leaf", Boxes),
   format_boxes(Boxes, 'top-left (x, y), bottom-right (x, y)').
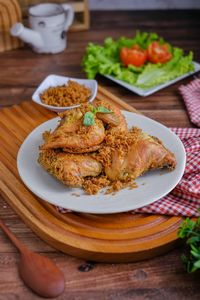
top-left (83, 105), bottom-right (112, 126)
top-left (96, 106), bottom-right (111, 113)
top-left (83, 111), bottom-right (95, 126)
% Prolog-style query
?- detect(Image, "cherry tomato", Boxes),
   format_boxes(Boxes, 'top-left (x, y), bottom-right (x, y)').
top-left (147, 41), bottom-right (172, 64)
top-left (120, 45), bottom-right (147, 67)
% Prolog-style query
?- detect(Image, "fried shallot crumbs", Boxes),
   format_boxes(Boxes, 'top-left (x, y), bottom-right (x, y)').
top-left (96, 127), bottom-right (141, 168)
top-left (83, 176), bottom-right (110, 195)
top-left (82, 175), bottom-right (137, 195)
top-left (40, 80), bottom-right (91, 107)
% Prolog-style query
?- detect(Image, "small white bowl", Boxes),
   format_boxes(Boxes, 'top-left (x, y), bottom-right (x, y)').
top-left (32, 74), bottom-right (98, 112)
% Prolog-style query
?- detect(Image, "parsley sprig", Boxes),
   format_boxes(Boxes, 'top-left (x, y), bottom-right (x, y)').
top-left (83, 105), bottom-right (111, 126)
top-left (178, 210), bottom-right (200, 273)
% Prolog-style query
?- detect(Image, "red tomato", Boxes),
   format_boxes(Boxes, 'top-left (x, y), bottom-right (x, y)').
top-left (120, 45), bottom-right (147, 67)
top-left (147, 41), bottom-right (172, 64)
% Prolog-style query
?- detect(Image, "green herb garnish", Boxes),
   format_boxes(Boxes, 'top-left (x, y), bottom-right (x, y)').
top-left (178, 210), bottom-right (200, 273)
top-left (96, 106), bottom-right (111, 113)
top-left (83, 111), bottom-right (95, 126)
top-left (83, 105), bottom-right (112, 126)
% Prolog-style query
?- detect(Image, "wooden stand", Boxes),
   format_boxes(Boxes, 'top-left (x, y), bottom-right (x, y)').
top-left (19, 0), bottom-right (90, 31)
top-left (0, 0), bottom-right (23, 52)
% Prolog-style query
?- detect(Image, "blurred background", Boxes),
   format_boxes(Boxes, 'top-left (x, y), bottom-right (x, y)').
top-left (18, 0), bottom-right (200, 11)
top-left (88, 0), bottom-right (200, 10)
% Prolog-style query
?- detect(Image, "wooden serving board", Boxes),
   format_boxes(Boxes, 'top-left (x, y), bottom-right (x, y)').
top-left (0, 86), bottom-right (183, 263)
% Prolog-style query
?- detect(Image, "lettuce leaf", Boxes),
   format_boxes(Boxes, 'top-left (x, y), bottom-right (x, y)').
top-left (82, 32), bottom-right (194, 89)
top-left (136, 48), bottom-right (194, 88)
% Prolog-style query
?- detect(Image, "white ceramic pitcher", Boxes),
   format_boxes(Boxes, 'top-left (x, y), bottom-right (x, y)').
top-left (10, 3), bottom-right (74, 54)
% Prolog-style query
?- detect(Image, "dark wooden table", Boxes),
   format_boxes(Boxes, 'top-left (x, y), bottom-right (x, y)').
top-left (0, 10), bottom-right (199, 300)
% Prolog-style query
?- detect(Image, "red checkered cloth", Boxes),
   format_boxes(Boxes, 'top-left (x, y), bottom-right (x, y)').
top-left (57, 128), bottom-right (200, 217)
top-left (179, 78), bottom-right (200, 127)
top-left (134, 128), bottom-right (200, 217)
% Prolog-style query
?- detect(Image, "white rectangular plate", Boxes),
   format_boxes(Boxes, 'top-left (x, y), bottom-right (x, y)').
top-left (104, 61), bottom-right (200, 96)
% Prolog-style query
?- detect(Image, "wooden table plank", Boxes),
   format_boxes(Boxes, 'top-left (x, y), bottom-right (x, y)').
top-left (0, 249), bottom-right (199, 299)
top-left (0, 10), bottom-right (199, 299)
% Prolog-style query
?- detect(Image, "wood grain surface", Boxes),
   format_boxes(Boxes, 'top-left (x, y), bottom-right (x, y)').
top-left (0, 0), bottom-right (23, 52)
top-left (0, 10), bottom-right (200, 300)
top-left (0, 88), bottom-right (184, 264)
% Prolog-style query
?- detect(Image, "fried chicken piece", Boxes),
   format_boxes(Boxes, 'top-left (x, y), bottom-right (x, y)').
top-left (94, 99), bottom-right (128, 133)
top-left (40, 111), bottom-right (105, 151)
top-left (38, 149), bottom-right (102, 187)
top-left (62, 144), bottom-right (101, 154)
top-left (99, 128), bottom-right (176, 182)
top-left (38, 99), bottom-right (176, 195)
top-left (41, 100), bottom-right (128, 154)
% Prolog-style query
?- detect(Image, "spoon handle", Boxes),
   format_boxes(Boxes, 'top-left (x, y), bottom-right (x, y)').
top-left (0, 218), bottom-right (27, 253)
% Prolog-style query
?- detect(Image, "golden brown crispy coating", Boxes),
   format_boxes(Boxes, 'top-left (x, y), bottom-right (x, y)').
top-left (94, 99), bottom-right (128, 133)
top-left (98, 128), bottom-right (176, 182)
top-left (62, 144), bottom-right (101, 154)
top-left (41, 116), bottom-right (105, 150)
top-left (40, 100), bottom-right (127, 153)
top-left (38, 99), bottom-right (176, 194)
top-left (38, 149), bottom-right (102, 187)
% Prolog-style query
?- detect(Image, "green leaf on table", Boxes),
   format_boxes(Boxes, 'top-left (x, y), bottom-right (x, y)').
top-left (178, 211), bottom-right (200, 273)
top-left (178, 217), bottom-right (196, 238)
top-left (187, 235), bottom-right (200, 245)
top-left (194, 260), bottom-right (200, 269)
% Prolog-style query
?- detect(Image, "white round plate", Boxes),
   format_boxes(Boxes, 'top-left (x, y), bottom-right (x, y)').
top-left (17, 111), bottom-right (186, 214)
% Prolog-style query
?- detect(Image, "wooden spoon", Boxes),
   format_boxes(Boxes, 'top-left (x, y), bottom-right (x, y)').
top-left (0, 218), bottom-right (65, 298)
